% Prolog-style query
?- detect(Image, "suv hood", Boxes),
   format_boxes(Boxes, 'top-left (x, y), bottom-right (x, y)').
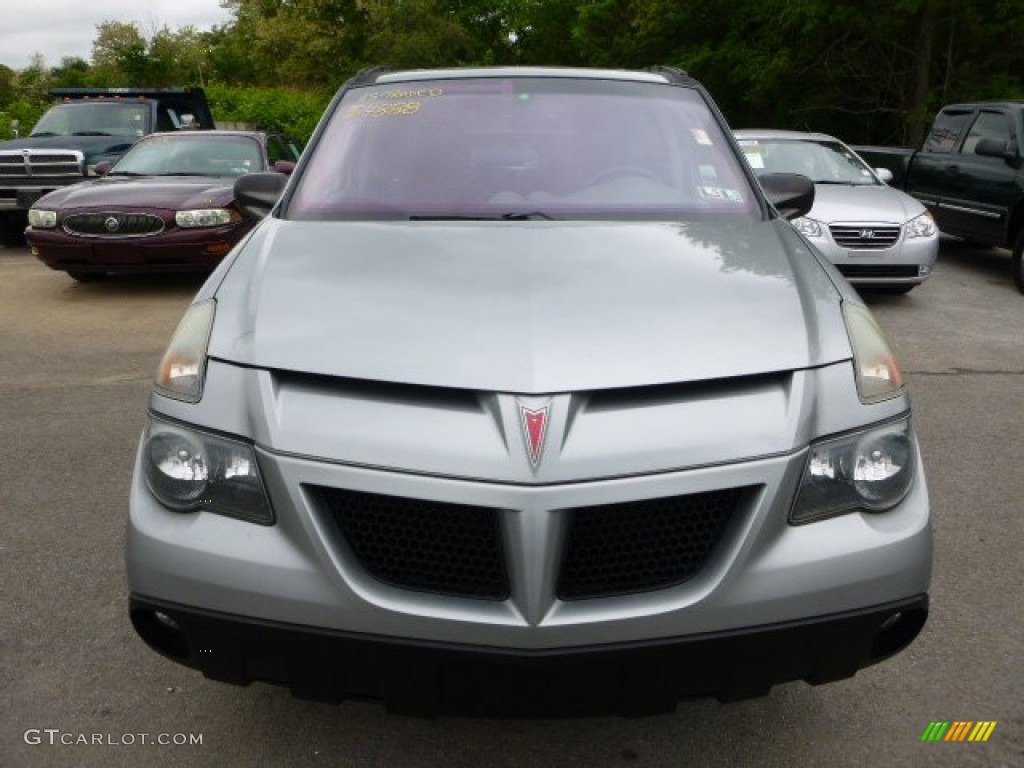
top-left (208, 218), bottom-right (851, 393)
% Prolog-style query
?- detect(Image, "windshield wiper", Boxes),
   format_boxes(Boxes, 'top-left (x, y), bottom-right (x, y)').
top-left (71, 131), bottom-right (114, 136)
top-left (29, 131), bottom-right (60, 137)
top-left (408, 212), bottom-right (558, 221)
top-left (501, 211), bottom-right (557, 220)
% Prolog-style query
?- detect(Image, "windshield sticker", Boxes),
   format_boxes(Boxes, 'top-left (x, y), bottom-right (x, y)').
top-left (741, 149), bottom-right (766, 169)
top-left (737, 139), bottom-right (759, 146)
top-left (698, 186), bottom-right (744, 203)
top-left (343, 87), bottom-right (444, 119)
top-left (691, 128), bottom-right (712, 146)
top-left (343, 101), bottom-right (422, 119)
top-left (359, 87), bottom-right (444, 101)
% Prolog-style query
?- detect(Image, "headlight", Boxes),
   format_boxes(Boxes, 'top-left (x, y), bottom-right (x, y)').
top-left (790, 417), bottom-right (915, 524)
top-left (155, 300), bottom-right (215, 402)
top-left (175, 209), bottom-right (236, 228)
top-left (905, 211), bottom-right (936, 238)
top-left (792, 216), bottom-right (823, 238)
top-left (144, 417), bottom-right (274, 524)
top-left (28, 209), bottom-right (57, 228)
top-left (843, 301), bottom-right (904, 403)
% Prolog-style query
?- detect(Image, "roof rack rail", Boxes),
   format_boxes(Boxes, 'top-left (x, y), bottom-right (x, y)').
top-left (644, 66), bottom-right (696, 86)
top-left (347, 66), bottom-right (393, 88)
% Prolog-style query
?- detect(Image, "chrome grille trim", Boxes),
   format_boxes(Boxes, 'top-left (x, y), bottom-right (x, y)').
top-left (829, 224), bottom-right (901, 250)
top-left (0, 149), bottom-right (84, 178)
top-left (63, 211), bottom-right (166, 238)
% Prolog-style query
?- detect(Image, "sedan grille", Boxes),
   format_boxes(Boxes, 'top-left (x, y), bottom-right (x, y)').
top-left (0, 149), bottom-right (84, 178)
top-left (829, 224), bottom-right (901, 249)
top-left (318, 485), bottom-right (747, 603)
top-left (63, 212), bottom-right (165, 238)
top-left (557, 488), bottom-right (745, 600)
top-left (321, 487), bottom-right (510, 600)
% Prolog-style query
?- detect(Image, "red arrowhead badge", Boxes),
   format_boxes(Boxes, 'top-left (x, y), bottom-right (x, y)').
top-left (519, 405), bottom-right (550, 467)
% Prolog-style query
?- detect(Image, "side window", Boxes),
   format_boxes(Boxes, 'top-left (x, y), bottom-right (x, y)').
top-left (923, 110), bottom-right (973, 153)
top-left (267, 135), bottom-right (302, 164)
top-left (961, 111), bottom-right (1013, 155)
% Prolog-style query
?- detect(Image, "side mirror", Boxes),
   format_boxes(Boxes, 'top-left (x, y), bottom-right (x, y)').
top-left (874, 167), bottom-right (894, 183)
top-left (759, 172), bottom-right (815, 220)
top-left (94, 161), bottom-right (114, 176)
top-left (235, 172), bottom-right (289, 219)
top-left (974, 137), bottom-right (1017, 161)
top-left (271, 159), bottom-right (296, 175)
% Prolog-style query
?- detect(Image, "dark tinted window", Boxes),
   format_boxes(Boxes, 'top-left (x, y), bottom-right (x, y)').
top-left (923, 110), bottom-right (973, 153)
top-left (961, 111), bottom-right (1013, 155)
top-left (287, 77), bottom-right (758, 221)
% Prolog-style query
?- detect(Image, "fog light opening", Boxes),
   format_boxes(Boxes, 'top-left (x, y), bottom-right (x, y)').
top-left (867, 607), bottom-right (927, 663)
top-left (131, 608), bottom-right (190, 661)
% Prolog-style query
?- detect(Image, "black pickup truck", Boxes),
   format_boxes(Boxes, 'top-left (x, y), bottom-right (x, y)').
top-left (856, 102), bottom-right (1024, 293)
top-left (0, 87), bottom-right (213, 244)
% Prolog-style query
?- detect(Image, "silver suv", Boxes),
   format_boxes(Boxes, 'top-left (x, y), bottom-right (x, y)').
top-left (127, 66), bottom-right (931, 716)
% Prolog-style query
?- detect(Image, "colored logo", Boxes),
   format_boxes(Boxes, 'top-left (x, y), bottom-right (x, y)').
top-left (921, 721), bottom-right (997, 742)
top-left (519, 405), bottom-right (550, 467)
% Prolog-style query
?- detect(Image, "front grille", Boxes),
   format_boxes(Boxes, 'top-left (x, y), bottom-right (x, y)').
top-left (0, 149), bottom-right (83, 178)
top-left (557, 488), bottom-right (745, 600)
top-left (63, 212), bottom-right (165, 238)
top-left (321, 487), bottom-right (509, 600)
top-left (838, 264), bottom-right (920, 279)
top-left (829, 224), bottom-right (901, 249)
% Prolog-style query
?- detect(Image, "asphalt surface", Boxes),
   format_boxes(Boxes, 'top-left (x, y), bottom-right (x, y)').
top-left (1, 240), bottom-right (1021, 767)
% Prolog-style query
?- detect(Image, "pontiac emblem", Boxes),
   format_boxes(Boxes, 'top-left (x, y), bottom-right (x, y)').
top-left (519, 405), bottom-right (550, 467)
top-left (104, 216), bottom-right (120, 233)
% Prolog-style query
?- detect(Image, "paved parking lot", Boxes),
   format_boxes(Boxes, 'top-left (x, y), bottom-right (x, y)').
top-left (2, 241), bottom-right (1021, 767)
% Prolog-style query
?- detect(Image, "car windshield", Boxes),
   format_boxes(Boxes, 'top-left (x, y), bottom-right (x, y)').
top-left (738, 138), bottom-right (879, 186)
top-left (31, 102), bottom-right (149, 137)
top-left (111, 135), bottom-right (263, 177)
top-left (286, 76), bottom-right (759, 221)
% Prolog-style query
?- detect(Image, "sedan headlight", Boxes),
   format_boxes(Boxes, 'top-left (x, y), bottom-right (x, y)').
top-left (155, 300), bottom-right (215, 402)
top-left (905, 211), bottom-right (936, 238)
top-left (144, 417), bottom-right (273, 524)
top-left (792, 216), bottom-right (823, 238)
top-left (790, 417), bottom-right (915, 524)
top-left (28, 209), bottom-right (57, 228)
top-left (175, 208), bottom-right (237, 228)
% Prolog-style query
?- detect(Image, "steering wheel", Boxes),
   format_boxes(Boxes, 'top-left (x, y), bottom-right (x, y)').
top-left (588, 165), bottom-right (664, 186)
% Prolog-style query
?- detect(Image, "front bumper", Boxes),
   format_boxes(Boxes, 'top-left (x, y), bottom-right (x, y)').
top-left (26, 225), bottom-right (245, 274)
top-left (130, 594), bottom-right (928, 716)
top-left (810, 229), bottom-right (938, 286)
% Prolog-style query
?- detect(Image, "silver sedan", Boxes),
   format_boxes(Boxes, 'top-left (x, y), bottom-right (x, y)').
top-left (735, 129), bottom-right (939, 293)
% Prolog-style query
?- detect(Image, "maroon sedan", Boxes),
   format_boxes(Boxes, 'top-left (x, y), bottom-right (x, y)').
top-left (26, 131), bottom-right (300, 281)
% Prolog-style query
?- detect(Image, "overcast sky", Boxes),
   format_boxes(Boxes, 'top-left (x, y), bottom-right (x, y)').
top-left (0, 0), bottom-right (233, 71)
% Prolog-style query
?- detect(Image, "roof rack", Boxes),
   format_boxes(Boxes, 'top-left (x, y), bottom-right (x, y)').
top-left (644, 66), bottom-right (697, 86)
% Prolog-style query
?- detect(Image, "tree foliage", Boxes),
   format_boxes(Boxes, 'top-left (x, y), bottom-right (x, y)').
top-left (1, 0), bottom-right (1022, 144)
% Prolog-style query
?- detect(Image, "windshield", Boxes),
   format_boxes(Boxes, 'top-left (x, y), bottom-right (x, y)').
top-left (738, 138), bottom-right (879, 186)
top-left (31, 102), bottom-right (149, 137)
top-left (112, 134), bottom-right (264, 177)
top-left (286, 77), bottom-right (759, 221)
